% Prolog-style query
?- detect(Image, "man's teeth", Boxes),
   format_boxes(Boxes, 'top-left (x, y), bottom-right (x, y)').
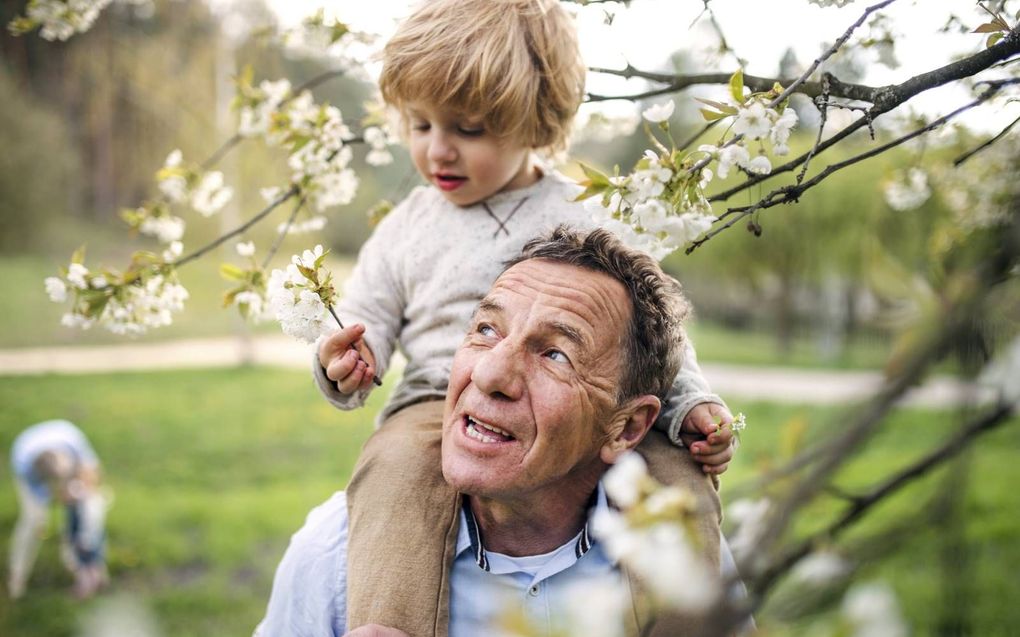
top-left (466, 416), bottom-right (513, 443)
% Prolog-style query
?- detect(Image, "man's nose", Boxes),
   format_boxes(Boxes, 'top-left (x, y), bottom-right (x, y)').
top-left (471, 341), bottom-right (525, 401)
top-left (427, 131), bottom-right (457, 163)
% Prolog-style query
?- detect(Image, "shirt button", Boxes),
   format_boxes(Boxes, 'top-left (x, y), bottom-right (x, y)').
top-left (528, 585), bottom-right (540, 597)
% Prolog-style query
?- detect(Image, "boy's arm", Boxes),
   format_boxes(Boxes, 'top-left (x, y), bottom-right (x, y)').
top-left (312, 200), bottom-right (411, 410)
top-left (655, 338), bottom-right (736, 472)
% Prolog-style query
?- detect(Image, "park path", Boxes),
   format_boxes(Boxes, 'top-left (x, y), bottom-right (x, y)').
top-left (0, 335), bottom-right (995, 408)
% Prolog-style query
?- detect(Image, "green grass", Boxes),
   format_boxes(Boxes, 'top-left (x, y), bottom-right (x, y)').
top-left (0, 368), bottom-right (1016, 635)
top-left (0, 367), bottom-right (379, 637)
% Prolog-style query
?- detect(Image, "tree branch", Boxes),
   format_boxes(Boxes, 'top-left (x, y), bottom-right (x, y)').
top-left (261, 194), bottom-right (308, 270)
top-left (689, 84), bottom-right (1007, 253)
top-left (707, 27), bottom-right (1020, 204)
top-left (586, 68), bottom-right (877, 102)
top-left (753, 401), bottom-right (1015, 596)
top-left (953, 114), bottom-right (1020, 166)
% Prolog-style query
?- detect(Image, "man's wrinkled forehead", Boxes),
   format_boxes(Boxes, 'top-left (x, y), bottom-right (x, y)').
top-left (481, 260), bottom-right (631, 340)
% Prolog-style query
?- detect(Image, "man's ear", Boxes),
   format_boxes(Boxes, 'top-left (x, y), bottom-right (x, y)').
top-left (600, 395), bottom-right (660, 465)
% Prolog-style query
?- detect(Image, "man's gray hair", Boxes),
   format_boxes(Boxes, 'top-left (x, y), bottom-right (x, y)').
top-left (506, 225), bottom-right (689, 401)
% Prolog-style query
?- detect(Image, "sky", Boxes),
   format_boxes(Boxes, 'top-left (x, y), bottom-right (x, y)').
top-left (259, 0), bottom-right (1017, 134)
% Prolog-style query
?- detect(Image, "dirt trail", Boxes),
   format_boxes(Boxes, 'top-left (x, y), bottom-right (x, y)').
top-left (0, 335), bottom-right (995, 408)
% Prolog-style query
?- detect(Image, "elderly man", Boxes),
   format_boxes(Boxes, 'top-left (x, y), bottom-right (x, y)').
top-left (258, 227), bottom-right (726, 636)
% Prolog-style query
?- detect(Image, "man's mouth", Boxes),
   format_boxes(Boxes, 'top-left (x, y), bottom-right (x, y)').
top-left (464, 415), bottom-right (514, 444)
top-left (435, 173), bottom-right (467, 191)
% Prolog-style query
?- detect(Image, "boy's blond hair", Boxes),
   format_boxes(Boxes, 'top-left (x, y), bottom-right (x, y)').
top-left (379, 0), bottom-right (586, 152)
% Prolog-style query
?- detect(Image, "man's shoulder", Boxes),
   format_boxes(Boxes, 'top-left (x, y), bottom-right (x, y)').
top-left (291, 491), bottom-right (349, 550)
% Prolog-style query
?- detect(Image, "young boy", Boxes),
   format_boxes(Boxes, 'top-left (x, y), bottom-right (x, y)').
top-left (312, 0), bottom-right (735, 631)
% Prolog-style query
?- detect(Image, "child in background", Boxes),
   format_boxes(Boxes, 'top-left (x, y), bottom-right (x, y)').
top-left (312, 0), bottom-right (737, 631)
top-left (8, 419), bottom-right (109, 600)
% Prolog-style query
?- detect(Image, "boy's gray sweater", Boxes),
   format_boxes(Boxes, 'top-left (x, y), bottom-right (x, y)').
top-left (313, 170), bottom-right (724, 444)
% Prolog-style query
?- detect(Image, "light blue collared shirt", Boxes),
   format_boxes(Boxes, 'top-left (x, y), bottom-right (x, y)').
top-left (255, 487), bottom-right (619, 637)
top-left (255, 487), bottom-right (744, 636)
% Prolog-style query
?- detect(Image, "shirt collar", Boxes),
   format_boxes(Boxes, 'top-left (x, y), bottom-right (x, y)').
top-left (456, 483), bottom-right (607, 572)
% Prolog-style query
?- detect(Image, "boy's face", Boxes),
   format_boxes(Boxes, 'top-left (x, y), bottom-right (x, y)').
top-left (406, 101), bottom-right (539, 207)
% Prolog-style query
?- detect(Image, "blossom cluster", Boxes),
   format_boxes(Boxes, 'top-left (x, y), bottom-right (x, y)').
top-left (121, 149), bottom-right (235, 245)
top-left (233, 73), bottom-right (391, 215)
top-left (8, 0), bottom-right (111, 41)
top-left (277, 10), bottom-right (377, 79)
top-left (44, 243), bottom-right (189, 336)
top-left (579, 70), bottom-right (798, 260)
top-left (266, 245), bottom-right (338, 343)
top-left (593, 453), bottom-right (720, 611)
top-left (220, 241), bottom-right (268, 323)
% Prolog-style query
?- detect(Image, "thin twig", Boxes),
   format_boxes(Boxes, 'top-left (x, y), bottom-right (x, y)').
top-left (953, 114), bottom-right (1020, 166)
top-left (709, 26), bottom-right (1020, 204)
top-left (326, 306), bottom-right (383, 386)
top-left (689, 86), bottom-right (1003, 253)
top-left (797, 76), bottom-right (832, 185)
top-left (174, 186), bottom-right (299, 269)
top-left (768, 0), bottom-right (899, 110)
top-left (261, 195), bottom-right (308, 270)
top-left (677, 120), bottom-right (722, 153)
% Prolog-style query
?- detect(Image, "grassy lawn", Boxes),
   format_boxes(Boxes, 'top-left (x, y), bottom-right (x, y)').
top-left (0, 368), bottom-right (1016, 635)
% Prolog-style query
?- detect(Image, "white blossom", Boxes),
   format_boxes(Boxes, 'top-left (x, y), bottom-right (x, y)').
top-left (883, 168), bottom-right (931, 211)
top-left (732, 101), bottom-right (773, 140)
top-left (260, 186), bottom-right (284, 203)
top-left (158, 174), bottom-right (188, 204)
top-left (726, 498), bottom-right (771, 568)
top-left (717, 143), bottom-right (751, 179)
top-left (311, 169), bottom-right (359, 211)
top-left (190, 171), bottom-right (234, 216)
top-left (746, 155), bottom-right (773, 175)
top-left (66, 263), bottom-right (89, 290)
top-left (292, 244), bottom-right (325, 270)
top-left (366, 149), bottom-right (394, 166)
top-left (236, 241), bottom-right (256, 257)
top-left (162, 241), bottom-right (183, 263)
top-left (842, 582), bottom-right (908, 637)
top-left (561, 578), bottom-right (628, 637)
top-left (603, 452), bottom-right (647, 508)
top-left (233, 290), bottom-right (267, 323)
top-left (790, 550), bottom-right (850, 585)
top-left (769, 108), bottom-right (799, 147)
top-left (276, 215), bottom-right (328, 235)
top-left (267, 266), bottom-right (331, 343)
top-left (45, 277), bottom-right (67, 303)
top-left (91, 275), bottom-right (108, 289)
top-left (642, 100), bottom-right (675, 124)
top-left (140, 214), bottom-right (185, 244)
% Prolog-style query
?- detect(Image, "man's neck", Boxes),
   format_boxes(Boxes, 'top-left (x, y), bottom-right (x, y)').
top-left (467, 472), bottom-right (601, 557)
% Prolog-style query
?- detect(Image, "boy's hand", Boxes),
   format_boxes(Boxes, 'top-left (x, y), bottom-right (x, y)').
top-left (680, 403), bottom-right (735, 475)
top-left (319, 324), bottom-right (378, 394)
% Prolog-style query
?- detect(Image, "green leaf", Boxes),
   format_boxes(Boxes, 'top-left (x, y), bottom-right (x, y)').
top-left (693, 97), bottom-right (737, 115)
top-left (297, 264), bottom-right (317, 281)
top-left (973, 21), bottom-right (1005, 34)
top-left (222, 286), bottom-right (243, 308)
top-left (987, 32), bottom-right (1005, 48)
top-left (314, 249), bottom-right (330, 270)
top-left (699, 108), bottom-right (728, 122)
top-left (573, 183), bottom-right (608, 202)
top-left (729, 68), bottom-right (745, 104)
top-left (220, 263), bottom-right (246, 281)
top-left (578, 162), bottom-right (611, 188)
top-left (71, 246), bottom-right (86, 265)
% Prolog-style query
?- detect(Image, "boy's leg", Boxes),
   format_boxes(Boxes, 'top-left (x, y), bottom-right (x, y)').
top-left (8, 480), bottom-right (49, 599)
top-left (635, 430), bottom-right (722, 570)
top-left (345, 400), bottom-right (461, 637)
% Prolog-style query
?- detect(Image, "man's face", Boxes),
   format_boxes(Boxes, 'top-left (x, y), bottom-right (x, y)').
top-left (442, 259), bottom-right (633, 501)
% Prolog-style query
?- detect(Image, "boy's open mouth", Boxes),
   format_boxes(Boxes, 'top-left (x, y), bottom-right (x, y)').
top-left (465, 415), bottom-right (514, 444)
top-left (435, 173), bottom-right (467, 191)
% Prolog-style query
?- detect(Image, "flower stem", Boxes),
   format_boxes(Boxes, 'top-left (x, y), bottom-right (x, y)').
top-left (327, 305), bottom-right (382, 386)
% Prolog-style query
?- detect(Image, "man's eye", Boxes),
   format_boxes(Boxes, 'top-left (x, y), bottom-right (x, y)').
top-left (477, 324), bottom-right (497, 337)
top-left (546, 349), bottom-right (570, 364)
